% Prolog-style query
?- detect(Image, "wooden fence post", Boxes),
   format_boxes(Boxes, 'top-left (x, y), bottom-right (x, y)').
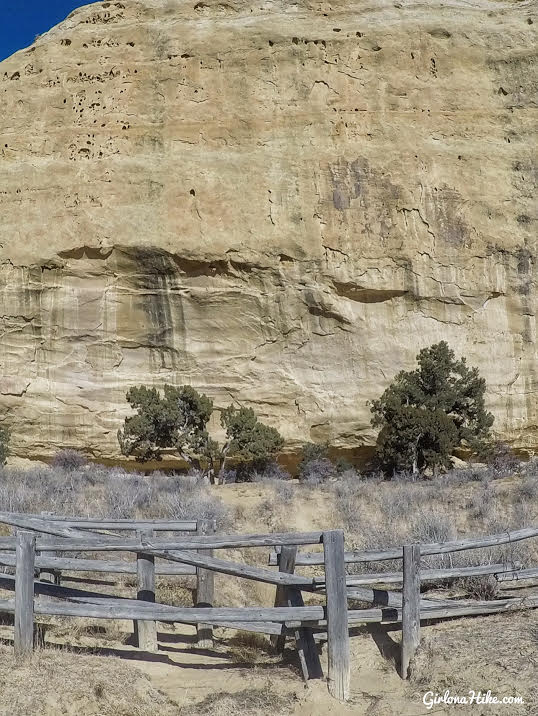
top-left (272, 545), bottom-right (297, 652)
top-left (135, 529), bottom-right (158, 652)
top-left (401, 543), bottom-right (421, 679)
top-left (272, 544), bottom-right (323, 681)
top-left (15, 530), bottom-right (35, 662)
top-left (196, 519), bottom-right (215, 648)
top-left (39, 511), bottom-right (60, 586)
top-left (323, 530), bottom-right (350, 701)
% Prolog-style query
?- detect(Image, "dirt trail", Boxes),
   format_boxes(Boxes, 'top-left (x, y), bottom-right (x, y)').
top-left (118, 623), bottom-right (428, 715)
top-left (104, 611), bottom-right (537, 715)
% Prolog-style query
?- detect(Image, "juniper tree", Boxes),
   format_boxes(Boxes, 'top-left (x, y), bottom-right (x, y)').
top-left (370, 341), bottom-right (494, 476)
top-left (118, 386), bottom-right (284, 483)
top-left (118, 385), bottom-right (217, 477)
top-left (218, 406), bottom-right (284, 481)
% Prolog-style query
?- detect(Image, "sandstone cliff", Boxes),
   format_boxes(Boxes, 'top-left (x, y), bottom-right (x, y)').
top-left (0, 0), bottom-right (536, 463)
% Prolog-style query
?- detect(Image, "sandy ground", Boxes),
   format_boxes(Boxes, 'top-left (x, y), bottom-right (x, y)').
top-left (1, 602), bottom-right (535, 715)
top-left (98, 611), bottom-right (538, 716)
top-left (0, 479), bottom-right (536, 714)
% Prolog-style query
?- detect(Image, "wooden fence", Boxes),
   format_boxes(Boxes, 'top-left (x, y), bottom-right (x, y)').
top-left (0, 511), bottom-right (536, 702)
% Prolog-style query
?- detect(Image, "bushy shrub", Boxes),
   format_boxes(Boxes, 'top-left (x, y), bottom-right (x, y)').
top-left (251, 460), bottom-right (291, 483)
top-left (298, 442), bottom-right (335, 483)
top-left (233, 457), bottom-right (287, 483)
top-left (411, 509), bottom-right (457, 544)
top-left (104, 472), bottom-right (153, 518)
top-left (335, 467), bottom-right (363, 489)
top-left (517, 476), bottom-right (538, 500)
top-left (219, 468), bottom-right (238, 484)
top-left (378, 482), bottom-right (435, 520)
top-left (482, 441), bottom-right (521, 476)
top-left (162, 473), bottom-right (233, 529)
top-left (51, 449), bottom-right (88, 472)
top-left (333, 473), bottom-right (365, 531)
top-left (270, 479), bottom-right (294, 502)
top-left (469, 480), bottom-right (497, 520)
top-left (522, 457), bottom-right (538, 479)
top-left (299, 442), bottom-right (328, 466)
top-left (460, 575), bottom-right (499, 601)
top-left (335, 456), bottom-right (354, 474)
top-left (299, 458), bottom-right (335, 484)
top-left (433, 463), bottom-right (502, 487)
top-left (393, 469), bottom-right (423, 483)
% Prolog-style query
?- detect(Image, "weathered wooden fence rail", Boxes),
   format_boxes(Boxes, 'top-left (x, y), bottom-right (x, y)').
top-left (10, 515), bottom-right (198, 531)
top-left (0, 512), bottom-right (536, 703)
top-left (329, 562), bottom-right (520, 587)
top-left (269, 526), bottom-right (538, 565)
top-left (0, 553), bottom-right (197, 575)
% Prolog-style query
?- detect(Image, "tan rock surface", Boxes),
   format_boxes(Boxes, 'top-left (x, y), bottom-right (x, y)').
top-left (0, 0), bottom-right (536, 463)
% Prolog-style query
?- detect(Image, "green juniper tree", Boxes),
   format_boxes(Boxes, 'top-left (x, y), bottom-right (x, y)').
top-left (218, 406), bottom-right (284, 482)
top-left (118, 385), bottom-right (217, 477)
top-left (370, 341), bottom-right (494, 476)
top-left (118, 386), bottom-right (283, 483)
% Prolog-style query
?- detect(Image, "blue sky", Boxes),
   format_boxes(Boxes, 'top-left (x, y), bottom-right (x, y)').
top-left (1, 1), bottom-right (93, 62)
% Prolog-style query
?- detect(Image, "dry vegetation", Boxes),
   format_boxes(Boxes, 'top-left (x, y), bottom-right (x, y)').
top-left (0, 463), bottom-right (233, 528)
top-left (409, 611), bottom-right (538, 715)
top-left (0, 455), bottom-right (537, 714)
top-left (179, 686), bottom-right (295, 716)
top-left (249, 460), bottom-right (538, 575)
top-left (0, 645), bottom-right (179, 716)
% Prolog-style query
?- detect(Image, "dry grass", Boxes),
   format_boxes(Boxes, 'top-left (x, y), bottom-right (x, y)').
top-left (156, 577), bottom-right (195, 607)
top-left (179, 685), bottom-right (295, 716)
top-left (326, 473), bottom-right (538, 574)
top-left (224, 471), bottom-right (538, 607)
top-left (409, 611), bottom-right (538, 715)
top-left (39, 615), bottom-right (131, 646)
top-left (0, 644), bottom-right (179, 716)
top-left (226, 632), bottom-right (276, 665)
top-left (0, 465), bottom-right (234, 528)
top-left (459, 574), bottom-right (500, 601)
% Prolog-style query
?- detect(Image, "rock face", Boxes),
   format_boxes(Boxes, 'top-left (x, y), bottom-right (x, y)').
top-left (0, 0), bottom-right (536, 464)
